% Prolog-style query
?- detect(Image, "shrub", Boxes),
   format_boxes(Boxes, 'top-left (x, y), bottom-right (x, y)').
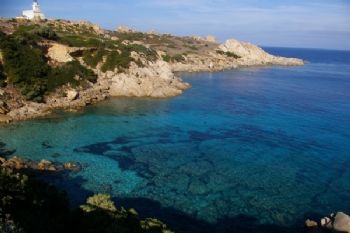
top-left (0, 34), bottom-right (50, 100)
top-left (0, 31), bottom-right (97, 100)
top-left (80, 194), bottom-right (117, 213)
top-left (216, 50), bottom-right (241, 59)
top-left (47, 60), bottom-right (97, 92)
top-left (185, 44), bottom-right (198, 50)
top-left (172, 54), bottom-right (186, 63)
top-left (83, 48), bottom-right (107, 68)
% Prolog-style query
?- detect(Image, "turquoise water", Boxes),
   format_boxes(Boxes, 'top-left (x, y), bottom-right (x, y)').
top-left (1, 48), bottom-right (350, 232)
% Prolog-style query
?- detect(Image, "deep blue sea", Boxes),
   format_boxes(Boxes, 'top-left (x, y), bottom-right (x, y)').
top-left (1, 48), bottom-right (350, 233)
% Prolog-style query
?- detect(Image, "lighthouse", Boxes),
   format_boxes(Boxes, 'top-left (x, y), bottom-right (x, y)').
top-left (21, 0), bottom-right (46, 21)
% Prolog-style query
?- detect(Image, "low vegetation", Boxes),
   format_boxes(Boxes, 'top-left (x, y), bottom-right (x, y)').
top-left (0, 63), bottom-right (6, 87)
top-left (82, 43), bottom-right (158, 72)
top-left (162, 54), bottom-right (186, 63)
top-left (216, 50), bottom-right (241, 59)
top-left (0, 25), bottom-right (97, 101)
top-left (0, 167), bottom-right (173, 233)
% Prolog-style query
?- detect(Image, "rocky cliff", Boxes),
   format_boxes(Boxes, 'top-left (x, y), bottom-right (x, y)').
top-left (0, 18), bottom-right (304, 123)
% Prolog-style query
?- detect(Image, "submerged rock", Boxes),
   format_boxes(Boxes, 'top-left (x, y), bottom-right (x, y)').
top-left (109, 60), bottom-right (190, 98)
top-left (305, 212), bottom-right (350, 233)
top-left (66, 89), bottom-right (79, 101)
top-left (63, 162), bottom-right (81, 171)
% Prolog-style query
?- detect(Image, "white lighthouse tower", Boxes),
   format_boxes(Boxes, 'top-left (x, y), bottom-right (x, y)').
top-left (21, 0), bottom-right (46, 21)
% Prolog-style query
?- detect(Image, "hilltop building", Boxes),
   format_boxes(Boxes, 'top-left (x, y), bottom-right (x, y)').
top-left (17, 0), bottom-right (45, 21)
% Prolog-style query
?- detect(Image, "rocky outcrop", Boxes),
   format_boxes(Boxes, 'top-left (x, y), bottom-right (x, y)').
top-left (170, 38), bottom-right (303, 73)
top-left (47, 43), bottom-right (75, 63)
top-left (322, 212), bottom-right (350, 233)
top-left (116, 25), bottom-right (136, 33)
top-left (0, 155), bottom-right (81, 172)
top-left (305, 212), bottom-right (350, 233)
top-left (219, 39), bottom-right (304, 66)
top-left (108, 60), bottom-right (190, 98)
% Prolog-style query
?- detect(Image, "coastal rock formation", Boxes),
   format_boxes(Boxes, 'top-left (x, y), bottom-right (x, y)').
top-left (0, 19), bottom-right (304, 123)
top-left (0, 155), bottom-right (81, 172)
top-left (109, 61), bottom-right (190, 98)
top-left (322, 212), bottom-right (350, 233)
top-left (219, 39), bottom-right (304, 66)
top-left (305, 212), bottom-right (350, 233)
top-left (47, 43), bottom-right (74, 63)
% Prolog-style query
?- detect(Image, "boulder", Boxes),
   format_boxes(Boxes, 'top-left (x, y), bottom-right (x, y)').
top-left (0, 156), bottom-right (6, 164)
top-left (66, 89), bottom-right (79, 101)
top-left (2, 156), bottom-right (27, 169)
top-left (322, 212), bottom-right (350, 233)
top-left (305, 219), bottom-right (318, 228)
top-left (219, 39), bottom-right (304, 66)
top-left (206, 35), bottom-right (217, 43)
top-left (37, 159), bottom-right (56, 171)
top-left (109, 60), bottom-right (190, 98)
top-left (63, 162), bottom-right (81, 171)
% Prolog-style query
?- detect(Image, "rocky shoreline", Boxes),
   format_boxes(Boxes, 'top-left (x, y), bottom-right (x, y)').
top-left (305, 212), bottom-right (350, 233)
top-left (0, 155), bottom-right (81, 172)
top-left (0, 20), bottom-right (304, 123)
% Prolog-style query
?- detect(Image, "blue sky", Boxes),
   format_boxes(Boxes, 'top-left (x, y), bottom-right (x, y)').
top-left (1, 0), bottom-right (350, 50)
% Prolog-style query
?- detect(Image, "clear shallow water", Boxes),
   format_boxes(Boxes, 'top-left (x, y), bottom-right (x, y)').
top-left (1, 48), bottom-right (350, 232)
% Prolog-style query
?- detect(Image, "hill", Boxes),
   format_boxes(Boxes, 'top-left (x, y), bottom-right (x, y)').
top-left (0, 18), bottom-right (303, 123)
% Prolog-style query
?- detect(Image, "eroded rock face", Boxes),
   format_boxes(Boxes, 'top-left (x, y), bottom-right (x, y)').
top-left (66, 89), bottom-right (79, 101)
top-left (47, 43), bottom-right (74, 63)
top-left (109, 60), bottom-right (190, 98)
top-left (1, 156), bottom-right (27, 169)
top-left (219, 39), bottom-right (304, 66)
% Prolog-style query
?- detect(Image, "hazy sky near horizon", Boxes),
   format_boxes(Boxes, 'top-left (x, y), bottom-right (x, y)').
top-left (1, 0), bottom-right (350, 50)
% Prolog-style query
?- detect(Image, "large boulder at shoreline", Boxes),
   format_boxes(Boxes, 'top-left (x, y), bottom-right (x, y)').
top-left (321, 212), bottom-right (350, 233)
top-left (219, 39), bottom-right (304, 66)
